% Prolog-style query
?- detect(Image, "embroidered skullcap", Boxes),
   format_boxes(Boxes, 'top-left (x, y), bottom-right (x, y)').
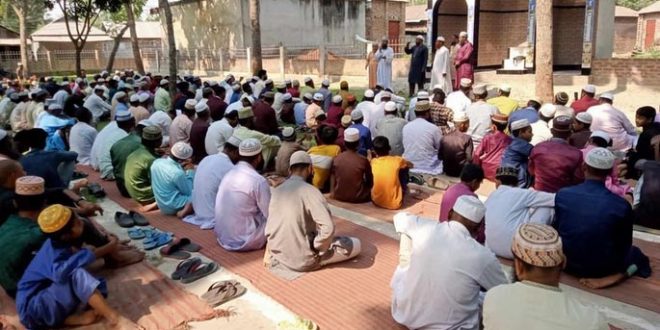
top-left (341, 115), bottom-right (352, 127)
top-left (590, 130), bottom-right (611, 144)
top-left (555, 92), bottom-right (569, 103)
top-left (184, 99), bottom-right (197, 110)
top-left (496, 166), bottom-right (519, 179)
top-left (115, 110), bottom-right (134, 122)
top-left (238, 107), bottom-right (254, 119)
top-left (171, 142), bottom-right (193, 159)
top-left (511, 119), bottom-right (531, 131)
top-left (452, 195), bottom-right (485, 224)
top-left (142, 126), bottom-right (162, 141)
top-left (313, 93), bottom-right (324, 101)
top-left (552, 116), bottom-right (572, 131)
top-left (512, 223), bottom-right (565, 267)
top-left (289, 150), bottom-right (312, 166)
top-left (453, 111), bottom-right (469, 122)
top-left (585, 147), bottom-right (615, 170)
top-left (350, 109), bottom-right (363, 120)
top-left (38, 204), bottom-right (72, 234)
top-left (344, 127), bottom-right (360, 143)
top-left (491, 113), bottom-right (508, 124)
top-left (239, 138), bottom-right (262, 156)
top-left (576, 112), bottom-right (592, 124)
top-left (15, 176), bottom-right (45, 196)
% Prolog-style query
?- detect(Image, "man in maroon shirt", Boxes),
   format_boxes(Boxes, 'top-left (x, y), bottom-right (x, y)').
top-left (529, 116), bottom-right (584, 193)
top-left (252, 92), bottom-right (279, 135)
top-left (326, 95), bottom-right (344, 126)
top-left (190, 101), bottom-right (211, 164)
top-left (570, 85), bottom-right (599, 114)
top-left (473, 113), bottom-right (512, 181)
top-left (205, 86), bottom-right (228, 122)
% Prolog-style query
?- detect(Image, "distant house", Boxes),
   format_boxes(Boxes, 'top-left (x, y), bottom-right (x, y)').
top-left (638, 2), bottom-right (660, 51)
top-left (614, 6), bottom-right (638, 54)
top-left (405, 4), bottom-right (427, 37)
top-left (114, 22), bottom-right (163, 58)
top-left (366, 0), bottom-right (408, 43)
top-left (0, 24), bottom-right (26, 53)
top-left (31, 18), bottom-right (111, 52)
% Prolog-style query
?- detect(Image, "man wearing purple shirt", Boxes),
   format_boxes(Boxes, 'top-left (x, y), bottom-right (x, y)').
top-left (529, 116), bottom-right (584, 193)
top-left (439, 164), bottom-right (484, 221)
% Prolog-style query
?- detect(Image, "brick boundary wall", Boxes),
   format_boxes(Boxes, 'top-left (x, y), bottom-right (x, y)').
top-left (590, 58), bottom-right (660, 86)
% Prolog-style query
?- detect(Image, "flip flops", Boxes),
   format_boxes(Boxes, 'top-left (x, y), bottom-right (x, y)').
top-left (127, 227), bottom-right (146, 240)
top-left (160, 238), bottom-right (190, 260)
top-left (172, 257), bottom-right (202, 280)
top-left (201, 280), bottom-right (246, 307)
top-left (143, 231), bottom-right (173, 250)
top-left (129, 211), bottom-right (149, 226)
top-left (115, 211), bottom-right (135, 228)
top-left (181, 262), bottom-right (219, 284)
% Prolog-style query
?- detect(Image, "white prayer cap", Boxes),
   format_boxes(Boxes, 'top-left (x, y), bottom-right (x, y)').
top-left (48, 103), bottom-right (63, 111)
top-left (344, 127), bottom-right (360, 143)
top-left (351, 109), bottom-right (363, 121)
top-left (58, 81), bottom-right (69, 87)
top-left (138, 93), bottom-right (150, 103)
top-left (499, 84), bottom-right (512, 93)
top-left (224, 74), bottom-right (234, 81)
top-left (171, 142), bottom-right (193, 159)
top-left (599, 92), bottom-right (614, 101)
top-left (138, 119), bottom-right (154, 127)
top-left (195, 101), bottom-right (209, 113)
top-left (384, 101), bottom-right (397, 112)
top-left (239, 138), bottom-right (263, 157)
top-left (313, 93), bottom-right (324, 101)
top-left (226, 135), bottom-right (242, 148)
top-left (417, 91), bottom-right (429, 100)
top-left (381, 91), bottom-right (392, 98)
top-left (184, 99), bottom-right (197, 110)
top-left (208, 80), bottom-right (219, 86)
top-left (582, 84), bottom-right (596, 94)
top-left (114, 91), bottom-right (127, 100)
top-left (539, 103), bottom-right (556, 118)
top-left (576, 112), bottom-right (592, 124)
top-left (284, 79), bottom-right (292, 84)
top-left (511, 119), bottom-right (531, 131)
top-left (97, 78), bottom-right (105, 83)
top-left (590, 130), bottom-right (612, 144)
top-left (130, 94), bottom-right (139, 103)
top-left (314, 109), bottom-right (325, 118)
top-left (585, 147), bottom-right (615, 170)
top-left (459, 31), bottom-right (468, 37)
top-left (265, 79), bottom-right (273, 85)
top-left (381, 36), bottom-right (389, 41)
top-left (238, 107), bottom-right (254, 119)
top-left (322, 79), bottom-right (330, 87)
top-left (0, 129), bottom-right (7, 141)
top-left (437, 36), bottom-right (445, 42)
top-left (282, 93), bottom-right (292, 101)
top-left (303, 93), bottom-right (313, 100)
top-left (460, 78), bottom-right (472, 88)
top-left (112, 75), bottom-right (120, 81)
top-left (453, 195), bottom-right (485, 224)
top-left (159, 79), bottom-right (169, 86)
top-left (416, 35), bottom-right (424, 40)
top-left (289, 150), bottom-right (312, 166)
top-left (282, 126), bottom-right (295, 138)
top-left (364, 89), bottom-right (375, 98)
top-left (332, 95), bottom-right (343, 103)
top-left (304, 77), bottom-right (313, 83)
top-left (275, 82), bottom-right (286, 89)
top-left (114, 110), bottom-right (134, 122)
top-left (432, 84), bottom-right (443, 90)
top-left (75, 77), bottom-right (83, 83)
top-left (472, 84), bottom-right (486, 95)
top-left (453, 111), bottom-right (469, 122)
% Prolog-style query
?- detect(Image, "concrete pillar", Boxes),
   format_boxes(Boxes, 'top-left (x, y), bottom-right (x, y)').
top-left (593, 0), bottom-right (614, 59)
top-left (526, 0), bottom-right (536, 69)
top-left (279, 46), bottom-right (285, 80)
top-left (156, 49), bottom-right (160, 73)
top-left (466, 0), bottom-right (476, 43)
top-left (319, 44), bottom-right (326, 77)
top-left (94, 50), bottom-right (100, 68)
top-left (247, 47), bottom-right (252, 74)
top-left (195, 49), bottom-right (200, 72)
top-left (46, 51), bottom-right (52, 71)
top-left (218, 48), bottom-right (224, 72)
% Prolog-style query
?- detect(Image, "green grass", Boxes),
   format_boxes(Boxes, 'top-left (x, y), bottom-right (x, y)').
top-left (632, 49), bottom-right (660, 59)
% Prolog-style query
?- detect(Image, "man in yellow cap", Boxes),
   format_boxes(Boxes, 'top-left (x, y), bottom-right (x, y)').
top-left (15, 204), bottom-right (134, 328)
top-left (483, 224), bottom-right (608, 329)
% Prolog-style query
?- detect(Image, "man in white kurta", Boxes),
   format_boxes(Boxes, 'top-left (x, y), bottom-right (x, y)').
top-left (90, 121), bottom-right (128, 179)
top-left (430, 37), bottom-right (453, 95)
top-left (375, 39), bottom-right (394, 90)
top-left (445, 78), bottom-right (472, 114)
top-left (214, 139), bottom-right (270, 251)
top-left (587, 93), bottom-right (636, 152)
top-left (391, 196), bottom-right (508, 330)
top-left (402, 101), bottom-right (443, 175)
top-left (184, 136), bottom-right (240, 230)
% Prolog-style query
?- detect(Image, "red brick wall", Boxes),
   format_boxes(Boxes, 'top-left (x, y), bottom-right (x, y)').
top-left (590, 58), bottom-right (660, 86)
top-left (614, 17), bottom-right (638, 54)
top-left (367, 0), bottom-right (406, 41)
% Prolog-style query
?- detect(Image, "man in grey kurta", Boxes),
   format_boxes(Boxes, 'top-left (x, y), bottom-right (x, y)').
top-left (375, 38), bottom-right (394, 90)
top-left (264, 151), bottom-right (361, 272)
top-left (405, 35), bottom-right (429, 97)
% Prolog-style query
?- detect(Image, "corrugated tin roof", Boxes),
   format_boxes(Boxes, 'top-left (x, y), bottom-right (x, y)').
top-left (406, 4), bottom-right (428, 23)
top-left (31, 20), bottom-right (112, 42)
top-left (615, 6), bottom-right (638, 17)
top-left (122, 22), bottom-right (162, 39)
top-left (639, 2), bottom-right (660, 14)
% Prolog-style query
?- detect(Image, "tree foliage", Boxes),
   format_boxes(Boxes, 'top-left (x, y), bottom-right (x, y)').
top-left (616, 0), bottom-right (656, 11)
top-left (0, 0), bottom-right (47, 34)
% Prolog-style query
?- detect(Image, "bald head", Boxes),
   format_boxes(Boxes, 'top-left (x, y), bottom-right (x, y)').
top-left (0, 159), bottom-right (25, 189)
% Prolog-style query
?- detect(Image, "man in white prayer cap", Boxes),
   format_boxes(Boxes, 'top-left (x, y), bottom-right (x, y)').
top-left (587, 92), bottom-right (637, 151)
top-left (150, 141), bottom-right (195, 218)
top-left (430, 36), bottom-right (453, 95)
top-left (375, 37), bottom-right (394, 89)
top-left (214, 138), bottom-right (270, 251)
top-left (453, 31), bottom-right (474, 90)
top-left (390, 195), bottom-right (508, 330)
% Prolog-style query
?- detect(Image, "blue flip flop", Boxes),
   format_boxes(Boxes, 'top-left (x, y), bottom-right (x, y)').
top-left (127, 228), bottom-right (146, 240)
top-left (143, 232), bottom-right (173, 250)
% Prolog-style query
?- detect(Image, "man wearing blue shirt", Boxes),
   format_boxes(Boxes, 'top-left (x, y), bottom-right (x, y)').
top-left (348, 109), bottom-right (372, 156)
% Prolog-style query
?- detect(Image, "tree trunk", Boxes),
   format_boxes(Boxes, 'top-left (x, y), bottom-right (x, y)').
top-left (249, 0), bottom-right (262, 75)
top-left (159, 0), bottom-right (177, 110)
top-left (75, 46), bottom-right (82, 77)
top-left (125, 0), bottom-right (145, 74)
top-left (106, 25), bottom-right (130, 73)
top-left (535, 0), bottom-right (553, 103)
top-left (11, 2), bottom-right (29, 78)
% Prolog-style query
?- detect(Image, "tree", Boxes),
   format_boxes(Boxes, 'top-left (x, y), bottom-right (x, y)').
top-left (99, 0), bottom-right (145, 74)
top-left (1, 0), bottom-right (47, 77)
top-left (249, 0), bottom-right (262, 75)
top-left (159, 0), bottom-right (176, 104)
top-left (10, 0), bottom-right (29, 77)
top-left (46, 0), bottom-right (122, 76)
top-left (124, 0), bottom-right (144, 74)
top-left (616, 0), bottom-right (655, 11)
top-left (535, 0), bottom-right (553, 103)
top-left (103, 22), bottom-right (129, 72)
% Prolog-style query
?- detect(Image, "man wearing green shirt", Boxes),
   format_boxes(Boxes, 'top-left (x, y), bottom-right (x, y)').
top-left (110, 122), bottom-right (150, 197)
top-left (125, 126), bottom-right (163, 212)
top-left (154, 79), bottom-right (172, 112)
